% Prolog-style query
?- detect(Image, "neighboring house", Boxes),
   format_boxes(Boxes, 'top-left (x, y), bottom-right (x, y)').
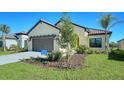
top-left (117, 39), bottom-right (124, 50)
top-left (27, 19), bottom-right (112, 51)
top-left (0, 35), bottom-right (18, 49)
top-left (15, 32), bottom-right (28, 48)
top-left (0, 33), bottom-right (28, 49)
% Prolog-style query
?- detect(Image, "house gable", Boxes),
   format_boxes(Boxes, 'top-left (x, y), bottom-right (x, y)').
top-left (28, 20), bottom-right (60, 37)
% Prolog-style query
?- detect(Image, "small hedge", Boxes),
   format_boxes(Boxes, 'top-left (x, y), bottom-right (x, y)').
top-left (76, 45), bottom-right (106, 54)
top-left (111, 49), bottom-right (124, 57)
top-left (109, 49), bottom-right (124, 61)
top-left (76, 45), bottom-right (88, 54)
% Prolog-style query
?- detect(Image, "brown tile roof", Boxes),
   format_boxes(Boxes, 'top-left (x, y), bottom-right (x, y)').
top-left (55, 20), bottom-right (112, 35)
top-left (87, 28), bottom-right (112, 35)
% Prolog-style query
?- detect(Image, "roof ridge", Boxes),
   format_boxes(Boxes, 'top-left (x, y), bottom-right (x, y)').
top-left (55, 19), bottom-right (113, 32)
top-left (27, 19), bottom-right (59, 34)
top-left (117, 38), bottom-right (124, 42)
top-left (55, 19), bottom-right (87, 28)
top-left (87, 28), bottom-right (111, 32)
top-left (40, 19), bottom-right (59, 29)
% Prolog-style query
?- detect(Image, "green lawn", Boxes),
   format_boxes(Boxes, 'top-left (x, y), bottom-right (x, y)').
top-left (0, 54), bottom-right (124, 80)
top-left (0, 51), bottom-right (15, 56)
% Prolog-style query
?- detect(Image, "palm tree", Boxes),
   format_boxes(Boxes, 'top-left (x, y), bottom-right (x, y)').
top-left (0, 24), bottom-right (10, 51)
top-left (99, 13), bottom-right (117, 54)
top-left (99, 13), bottom-right (124, 54)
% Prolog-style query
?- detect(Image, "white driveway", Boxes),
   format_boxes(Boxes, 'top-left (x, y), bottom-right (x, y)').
top-left (0, 51), bottom-right (43, 65)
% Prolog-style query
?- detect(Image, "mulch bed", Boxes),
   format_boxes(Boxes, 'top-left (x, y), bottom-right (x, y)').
top-left (24, 54), bottom-right (85, 69)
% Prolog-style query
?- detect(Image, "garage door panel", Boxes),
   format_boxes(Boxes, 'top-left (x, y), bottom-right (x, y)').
top-left (32, 37), bottom-right (54, 51)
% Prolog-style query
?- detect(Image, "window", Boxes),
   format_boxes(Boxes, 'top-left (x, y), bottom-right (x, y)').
top-left (0, 41), bottom-right (3, 47)
top-left (90, 38), bottom-right (102, 48)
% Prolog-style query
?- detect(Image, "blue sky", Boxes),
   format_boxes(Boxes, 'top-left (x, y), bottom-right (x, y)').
top-left (0, 12), bottom-right (124, 42)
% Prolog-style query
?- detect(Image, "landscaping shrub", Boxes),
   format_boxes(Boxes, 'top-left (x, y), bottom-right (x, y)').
top-left (54, 51), bottom-right (62, 61)
top-left (100, 50), bottom-right (106, 54)
top-left (9, 44), bottom-right (19, 52)
top-left (26, 57), bottom-right (41, 63)
top-left (9, 44), bottom-right (28, 52)
top-left (48, 51), bottom-right (62, 62)
top-left (76, 45), bottom-right (88, 54)
top-left (111, 49), bottom-right (124, 57)
top-left (18, 48), bottom-right (28, 52)
top-left (0, 47), bottom-right (3, 51)
top-left (48, 52), bottom-right (54, 61)
top-left (76, 45), bottom-right (107, 54)
top-left (109, 49), bottom-right (124, 61)
top-left (87, 49), bottom-right (106, 54)
top-left (86, 49), bottom-right (93, 54)
top-left (93, 49), bottom-right (101, 54)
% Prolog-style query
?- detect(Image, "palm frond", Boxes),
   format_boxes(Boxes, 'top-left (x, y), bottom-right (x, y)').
top-left (0, 24), bottom-right (10, 34)
top-left (108, 20), bottom-right (124, 30)
top-left (99, 13), bottom-right (117, 30)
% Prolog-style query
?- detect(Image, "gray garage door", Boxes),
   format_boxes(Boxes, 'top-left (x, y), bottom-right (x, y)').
top-left (32, 37), bottom-right (54, 51)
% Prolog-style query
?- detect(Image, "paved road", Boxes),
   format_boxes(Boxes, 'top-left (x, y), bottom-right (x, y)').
top-left (0, 51), bottom-right (44, 65)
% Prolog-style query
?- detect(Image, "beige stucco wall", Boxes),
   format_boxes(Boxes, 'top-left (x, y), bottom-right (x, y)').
top-left (56, 22), bottom-right (89, 47)
top-left (73, 25), bottom-right (89, 46)
top-left (28, 39), bottom-right (32, 51)
top-left (53, 36), bottom-right (59, 51)
top-left (28, 22), bottom-right (59, 37)
top-left (89, 34), bottom-right (110, 50)
top-left (118, 40), bottom-right (124, 50)
top-left (28, 21), bottom-right (60, 51)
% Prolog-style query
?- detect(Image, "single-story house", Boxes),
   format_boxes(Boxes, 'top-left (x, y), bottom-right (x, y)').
top-left (117, 38), bottom-right (124, 50)
top-left (27, 19), bottom-right (112, 51)
top-left (0, 32), bottom-right (28, 49)
top-left (0, 35), bottom-right (18, 49)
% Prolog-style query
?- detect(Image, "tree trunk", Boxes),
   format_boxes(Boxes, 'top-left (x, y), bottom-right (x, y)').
top-left (105, 31), bottom-right (108, 54)
top-left (67, 43), bottom-right (70, 63)
top-left (2, 33), bottom-right (6, 52)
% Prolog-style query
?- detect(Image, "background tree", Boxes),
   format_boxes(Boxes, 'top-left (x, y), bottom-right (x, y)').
top-left (58, 13), bottom-right (77, 62)
top-left (109, 41), bottom-right (117, 50)
top-left (0, 24), bottom-right (10, 51)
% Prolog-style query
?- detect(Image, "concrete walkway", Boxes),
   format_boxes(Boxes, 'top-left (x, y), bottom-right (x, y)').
top-left (0, 51), bottom-right (44, 65)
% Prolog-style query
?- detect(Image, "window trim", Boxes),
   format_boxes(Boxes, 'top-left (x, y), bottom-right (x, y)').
top-left (89, 38), bottom-right (102, 48)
